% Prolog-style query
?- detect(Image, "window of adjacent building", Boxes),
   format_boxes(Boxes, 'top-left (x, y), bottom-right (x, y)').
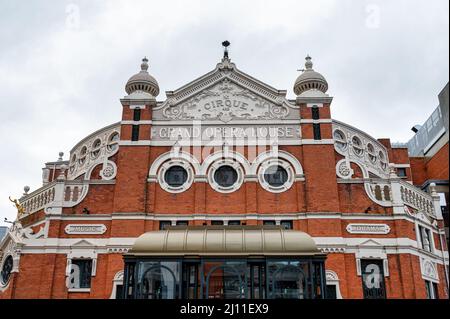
top-left (228, 220), bottom-right (241, 226)
top-left (263, 165), bottom-right (288, 187)
top-left (164, 166), bottom-right (188, 187)
top-left (418, 226), bottom-right (432, 252)
top-left (280, 221), bottom-right (293, 230)
top-left (211, 220), bottom-right (224, 226)
top-left (360, 259), bottom-right (386, 299)
top-left (397, 168), bottom-right (407, 178)
top-left (131, 125), bottom-right (140, 141)
top-left (312, 106), bottom-right (320, 120)
top-left (214, 165), bottom-right (238, 188)
top-left (263, 220), bottom-right (276, 226)
top-left (159, 221), bottom-right (172, 230)
top-left (313, 124), bottom-right (321, 140)
top-left (70, 259), bottom-right (92, 289)
top-left (176, 221), bottom-right (189, 226)
top-left (133, 109), bottom-right (141, 121)
top-left (425, 280), bottom-right (439, 299)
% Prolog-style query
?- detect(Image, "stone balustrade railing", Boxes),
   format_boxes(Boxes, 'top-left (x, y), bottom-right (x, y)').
top-left (21, 182), bottom-right (57, 214)
top-left (19, 180), bottom-right (89, 217)
top-left (398, 180), bottom-right (435, 216)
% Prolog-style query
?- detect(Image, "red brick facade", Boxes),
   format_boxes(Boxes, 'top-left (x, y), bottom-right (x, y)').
top-left (1, 56), bottom-right (448, 299)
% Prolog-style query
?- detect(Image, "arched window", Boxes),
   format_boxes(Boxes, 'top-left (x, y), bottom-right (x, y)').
top-left (140, 265), bottom-right (178, 299)
top-left (271, 264), bottom-right (307, 299)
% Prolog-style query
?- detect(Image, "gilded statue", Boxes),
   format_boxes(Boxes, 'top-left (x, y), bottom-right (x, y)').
top-left (9, 196), bottom-right (25, 217)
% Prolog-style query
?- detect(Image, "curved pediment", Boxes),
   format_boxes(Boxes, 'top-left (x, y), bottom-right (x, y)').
top-left (153, 58), bottom-right (298, 123)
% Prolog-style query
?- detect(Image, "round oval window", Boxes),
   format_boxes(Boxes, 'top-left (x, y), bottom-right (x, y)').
top-left (164, 166), bottom-right (188, 187)
top-left (264, 165), bottom-right (288, 187)
top-left (214, 165), bottom-right (238, 188)
top-left (1, 256), bottom-right (13, 286)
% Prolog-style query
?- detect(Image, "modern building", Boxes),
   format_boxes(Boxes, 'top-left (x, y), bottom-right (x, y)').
top-left (0, 227), bottom-right (7, 242)
top-left (408, 83), bottom-right (449, 240)
top-left (0, 46), bottom-right (448, 299)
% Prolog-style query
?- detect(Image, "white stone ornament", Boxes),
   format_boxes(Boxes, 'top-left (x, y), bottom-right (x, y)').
top-left (336, 159), bottom-right (354, 179)
top-left (346, 224), bottom-right (391, 235)
top-left (100, 161), bottom-right (117, 180)
top-left (163, 79), bottom-right (289, 122)
top-left (64, 224), bottom-right (107, 235)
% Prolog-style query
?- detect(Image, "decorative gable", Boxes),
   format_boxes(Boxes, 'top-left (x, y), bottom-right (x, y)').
top-left (153, 58), bottom-right (298, 123)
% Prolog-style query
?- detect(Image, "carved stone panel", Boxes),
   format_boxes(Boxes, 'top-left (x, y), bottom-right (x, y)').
top-left (346, 224), bottom-right (391, 235)
top-left (64, 224), bottom-right (107, 235)
top-left (161, 79), bottom-right (290, 122)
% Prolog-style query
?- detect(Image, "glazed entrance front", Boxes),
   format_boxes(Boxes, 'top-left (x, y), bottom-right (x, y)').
top-left (123, 226), bottom-right (327, 299)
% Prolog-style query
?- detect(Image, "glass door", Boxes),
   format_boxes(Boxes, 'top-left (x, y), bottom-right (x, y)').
top-left (248, 262), bottom-right (266, 299)
top-left (182, 262), bottom-right (200, 299)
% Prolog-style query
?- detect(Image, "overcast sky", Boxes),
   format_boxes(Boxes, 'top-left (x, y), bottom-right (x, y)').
top-left (0, 0), bottom-right (448, 226)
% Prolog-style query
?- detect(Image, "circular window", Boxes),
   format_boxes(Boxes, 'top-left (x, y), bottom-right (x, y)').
top-left (258, 160), bottom-right (294, 193)
top-left (214, 166), bottom-right (238, 188)
top-left (78, 146), bottom-right (87, 165)
top-left (352, 136), bottom-right (364, 157)
top-left (91, 139), bottom-right (102, 159)
top-left (107, 132), bottom-right (120, 152)
top-left (164, 166), bottom-right (188, 187)
top-left (333, 130), bottom-right (347, 152)
top-left (69, 154), bottom-right (77, 173)
top-left (264, 166), bottom-right (288, 187)
top-left (1, 256), bottom-right (13, 286)
top-left (158, 161), bottom-right (194, 193)
top-left (379, 151), bottom-right (387, 170)
top-left (208, 160), bottom-right (244, 193)
top-left (367, 143), bottom-right (377, 163)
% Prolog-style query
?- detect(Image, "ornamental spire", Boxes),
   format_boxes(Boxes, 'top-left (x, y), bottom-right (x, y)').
top-left (222, 40), bottom-right (230, 59)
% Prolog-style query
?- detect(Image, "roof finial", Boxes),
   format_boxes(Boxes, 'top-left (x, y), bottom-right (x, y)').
top-left (141, 56), bottom-right (149, 72)
top-left (222, 40), bottom-right (231, 59)
top-left (305, 55), bottom-right (313, 70)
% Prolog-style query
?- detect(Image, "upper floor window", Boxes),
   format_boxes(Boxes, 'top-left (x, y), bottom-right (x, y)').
top-left (397, 168), bottom-right (407, 178)
top-left (165, 166), bottom-right (188, 187)
top-left (280, 221), bottom-right (293, 230)
top-left (312, 106), bottom-right (320, 120)
top-left (313, 124), bottom-right (321, 140)
top-left (211, 220), bottom-right (224, 226)
top-left (176, 221), bottom-right (189, 226)
top-left (159, 221), bottom-right (172, 230)
top-left (214, 165), bottom-right (238, 188)
top-left (418, 226), bottom-right (432, 252)
top-left (263, 165), bottom-right (288, 188)
top-left (263, 220), bottom-right (276, 226)
top-left (133, 109), bottom-right (142, 121)
top-left (70, 259), bottom-right (92, 289)
top-left (228, 220), bottom-right (241, 226)
top-left (131, 125), bottom-right (140, 141)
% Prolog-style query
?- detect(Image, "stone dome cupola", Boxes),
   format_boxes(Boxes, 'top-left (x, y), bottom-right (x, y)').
top-left (125, 57), bottom-right (160, 97)
top-left (293, 56), bottom-right (328, 96)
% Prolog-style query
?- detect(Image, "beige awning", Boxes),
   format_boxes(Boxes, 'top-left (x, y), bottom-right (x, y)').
top-left (126, 226), bottom-right (324, 257)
